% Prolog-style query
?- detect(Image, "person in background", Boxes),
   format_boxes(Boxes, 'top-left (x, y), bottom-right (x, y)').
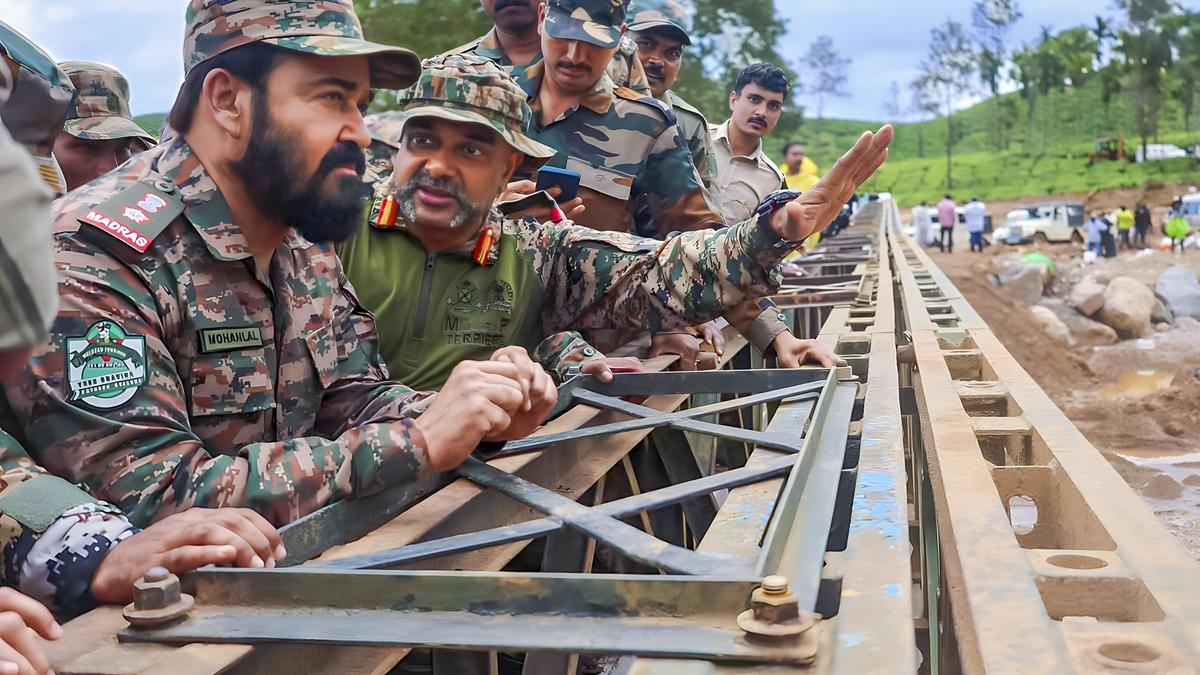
top-left (711, 63), bottom-right (789, 223)
top-left (780, 140), bottom-right (818, 192)
top-left (965, 196), bottom-right (987, 253)
top-left (53, 62), bottom-right (156, 192)
top-left (1165, 202), bottom-right (1189, 255)
top-left (1084, 210), bottom-right (1108, 257)
top-left (1114, 204), bottom-right (1134, 251)
top-left (936, 193), bottom-right (956, 252)
top-left (1134, 202), bottom-right (1151, 249)
top-left (911, 200), bottom-right (931, 247)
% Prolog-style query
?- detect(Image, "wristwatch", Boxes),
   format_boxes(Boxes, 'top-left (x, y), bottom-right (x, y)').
top-left (755, 189), bottom-right (806, 249)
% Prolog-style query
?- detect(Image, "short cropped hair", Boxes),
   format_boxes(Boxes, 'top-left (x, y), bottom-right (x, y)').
top-left (781, 141), bottom-right (805, 157)
top-left (733, 63), bottom-right (790, 98)
top-left (168, 42), bottom-right (285, 134)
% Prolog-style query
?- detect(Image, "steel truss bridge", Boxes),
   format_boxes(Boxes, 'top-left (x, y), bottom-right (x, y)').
top-left (49, 199), bottom-right (1200, 674)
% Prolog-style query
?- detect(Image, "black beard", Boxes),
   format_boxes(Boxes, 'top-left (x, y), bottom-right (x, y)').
top-left (232, 98), bottom-right (367, 243)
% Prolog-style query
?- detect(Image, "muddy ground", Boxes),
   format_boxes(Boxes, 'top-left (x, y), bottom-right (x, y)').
top-left (922, 186), bottom-right (1200, 558)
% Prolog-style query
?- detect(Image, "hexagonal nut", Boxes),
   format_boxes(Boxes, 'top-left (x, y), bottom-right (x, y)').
top-left (749, 588), bottom-right (800, 625)
top-left (132, 569), bottom-right (181, 611)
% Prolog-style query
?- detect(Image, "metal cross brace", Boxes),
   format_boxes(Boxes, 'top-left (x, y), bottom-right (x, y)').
top-left (509, 369), bottom-right (829, 456)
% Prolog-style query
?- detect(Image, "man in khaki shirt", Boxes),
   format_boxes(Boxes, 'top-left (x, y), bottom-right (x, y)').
top-left (711, 63), bottom-right (788, 223)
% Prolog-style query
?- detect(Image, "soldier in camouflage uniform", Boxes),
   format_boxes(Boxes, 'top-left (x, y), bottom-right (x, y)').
top-left (1, 0), bottom-right (557, 530)
top-left (0, 23), bottom-right (286, 647)
top-left (54, 61), bottom-right (157, 192)
top-left (363, 110), bottom-right (407, 187)
top-left (345, 54), bottom-right (893, 390)
top-left (449, 0), bottom-right (652, 94)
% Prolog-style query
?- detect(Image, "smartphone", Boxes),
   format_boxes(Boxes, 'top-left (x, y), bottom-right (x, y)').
top-left (535, 166), bottom-right (581, 202)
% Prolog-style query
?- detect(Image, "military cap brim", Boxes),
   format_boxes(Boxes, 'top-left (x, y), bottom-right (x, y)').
top-left (544, 7), bottom-right (623, 49)
top-left (400, 105), bottom-right (556, 174)
top-left (63, 116), bottom-right (156, 148)
top-left (256, 35), bottom-right (421, 90)
top-left (627, 19), bottom-right (690, 45)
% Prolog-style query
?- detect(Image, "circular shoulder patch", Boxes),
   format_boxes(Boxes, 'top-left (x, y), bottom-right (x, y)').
top-left (64, 321), bottom-right (147, 410)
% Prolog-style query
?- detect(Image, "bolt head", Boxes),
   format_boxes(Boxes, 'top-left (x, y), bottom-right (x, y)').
top-left (761, 575), bottom-right (789, 594)
top-left (133, 568), bottom-right (181, 611)
top-left (144, 567), bottom-right (170, 583)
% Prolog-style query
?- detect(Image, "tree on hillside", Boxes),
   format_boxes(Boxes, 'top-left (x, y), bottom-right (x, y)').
top-left (971, 0), bottom-right (1022, 150)
top-left (1164, 12), bottom-right (1200, 137)
top-left (908, 77), bottom-right (941, 159)
top-left (1115, 0), bottom-right (1178, 155)
top-left (882, 80), bottom-right (903, 121)
top-left (913, 20), bottom-right (977, 189)
top-left (678, 0), bottom-right (802, 135)
top-left (800, 36), bottom-right (850, 144)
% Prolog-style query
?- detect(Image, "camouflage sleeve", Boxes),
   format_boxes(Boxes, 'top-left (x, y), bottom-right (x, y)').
top-left (531, 331), bottom-right (605, 383)
top-left (605, 39), bottom-right (653, 96)
top-left (634, 122), bottom-right (725, 236)
top-left (5, 247), bottom-right (433, 528)
top-left (0, 430), bottom-right (138, 619)
top-left (522, 213), bottom-right (792, 335)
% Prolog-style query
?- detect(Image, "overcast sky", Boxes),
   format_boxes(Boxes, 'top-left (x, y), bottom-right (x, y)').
top-left (5, 0), bottom-right (1123, 119)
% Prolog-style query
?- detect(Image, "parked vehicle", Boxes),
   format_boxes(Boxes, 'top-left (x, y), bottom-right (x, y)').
top-left (991, 201), bottom-right (1085, 244)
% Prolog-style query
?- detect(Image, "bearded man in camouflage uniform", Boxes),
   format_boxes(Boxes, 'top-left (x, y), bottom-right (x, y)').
top-left (0, 20), bottom-right (289, 654)
top-left (344, 53), bottom-right (892, 390)
top-left (53, 61), bottom-right (157, 192)
top-left (1, 0), bottom-right (557, 531)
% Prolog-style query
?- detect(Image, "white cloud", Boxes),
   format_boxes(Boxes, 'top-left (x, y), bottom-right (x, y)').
top-left (3, 0), bottom-right (185, 114)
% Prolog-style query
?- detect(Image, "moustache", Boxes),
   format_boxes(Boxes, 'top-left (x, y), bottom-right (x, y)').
top-left (397, 170), bottom-right (469, 208)
top-left (749, 116), bottom-right (768, 126)
top-left (643, 64), bottom-right (666, 80)
top-left (314, 142), bottom-right (365, 181)
top-left (554, 60), bottom-right (591, 75)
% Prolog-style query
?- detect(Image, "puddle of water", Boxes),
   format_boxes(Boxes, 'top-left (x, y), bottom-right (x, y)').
top-left (1098, 370), bottom-right (1174, 401)
top-left (1119, 452), bottom-right (1200, 486)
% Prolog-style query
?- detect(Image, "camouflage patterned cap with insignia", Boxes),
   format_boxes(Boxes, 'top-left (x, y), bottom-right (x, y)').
top-left (544, 0), bottom-right (627, 49)
top-left (59, 61), bottom-right (155, 149)
top-left (184, 0), bottom-right (421, 90)
top-left (626, 0), bottom-right (691, 45)
top-left (396, 54), bottom-right (555, 173)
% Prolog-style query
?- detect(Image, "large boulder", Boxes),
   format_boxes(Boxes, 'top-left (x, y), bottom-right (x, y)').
top-left (1069, 279), bottom-right (1107, 316)
top-left (1039, 299), bottom-right (1118, 346)
top-left (1030, 306), bottom-right (1072, 345)
top-left (1097, 277), bottom-right (1156, 338)
top-left (1155, 266), bottom-right (1200, 320)
top-left (996, 264), bottom-right (1044, 305)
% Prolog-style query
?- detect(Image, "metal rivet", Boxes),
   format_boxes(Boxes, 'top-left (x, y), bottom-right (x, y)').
top-left (761, 575), bottom-right (789, 594)
top-left (154, 179), bottom-right (176, 193)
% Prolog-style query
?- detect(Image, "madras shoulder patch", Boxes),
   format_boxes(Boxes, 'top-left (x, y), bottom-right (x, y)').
top-left (64, 320), bottom-right (147, 410)
top-left (78, 179), bottom-right (184, 253)
top-left (198, 326), bottom-right (264, 354)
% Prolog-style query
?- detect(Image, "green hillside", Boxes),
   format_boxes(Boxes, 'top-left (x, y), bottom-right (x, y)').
top-left (769, 79), bottom-right (1199, 207)
top-left (134, 113), bottom-right (167, 140)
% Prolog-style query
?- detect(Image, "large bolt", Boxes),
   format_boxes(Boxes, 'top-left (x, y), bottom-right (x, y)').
top-left (123, 567), bottom-right (195, 628)
top-left (737, 575), bottom-right (817, 638)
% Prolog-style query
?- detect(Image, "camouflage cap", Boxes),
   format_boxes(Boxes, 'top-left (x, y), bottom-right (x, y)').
top-left (544, 0), bottom-right (627, 49)
top-left (184, 0), bottom-right (420, 90)
top-left (396, 54), bottom-right (555, 173)
top-left (626, 0), bottom-right (691, 44)
top-left (363, 110), bottom-right (407, 149)
top-left (59, 61), bottom-right (155, 148)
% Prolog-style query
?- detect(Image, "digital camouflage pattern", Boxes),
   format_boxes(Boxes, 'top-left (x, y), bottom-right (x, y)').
top-left (183, 0), bottom-right (420, 90)
top-left (520, 61), bottom-right (724, 236)
top-left (363, 110), bottom-right (406, 188)
top-left (543, 0), bottom-right (626, 48)
top-left (0, 430), bottom-right (137, 619)
top-left (341, 195), bottom-right (800, 390)
top-left (59, 61), bottom-right (155, 148)
top-left (0, 136), bottom-right (436, 528)
top-left (626, 0), bottom-right (691, 42)
top-left (450, 31), bottom-right (651, 96)
top-left (398, 54), bottom-right (556, 173)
